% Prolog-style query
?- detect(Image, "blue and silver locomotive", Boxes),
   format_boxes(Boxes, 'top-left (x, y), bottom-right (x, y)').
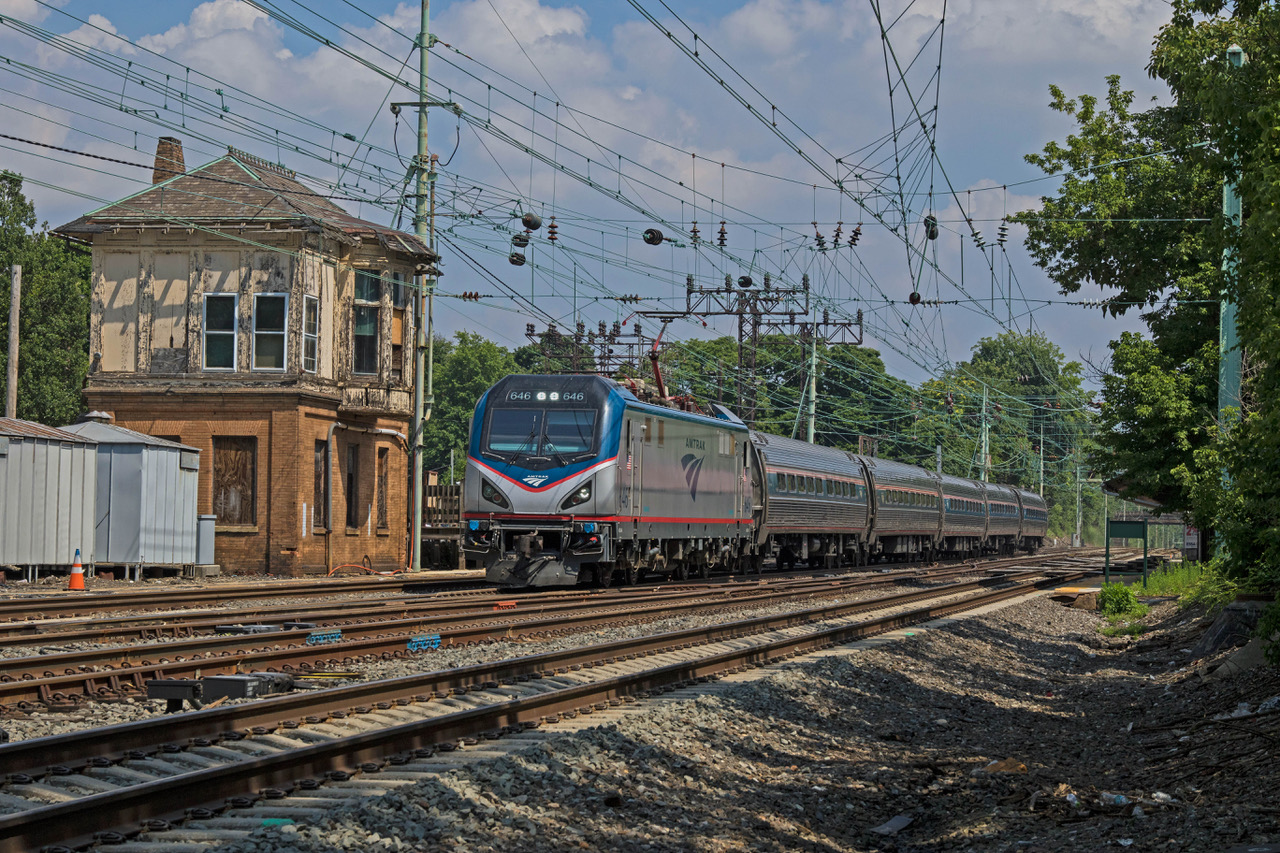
top-left (463, 374), bottom-right (1048, 588)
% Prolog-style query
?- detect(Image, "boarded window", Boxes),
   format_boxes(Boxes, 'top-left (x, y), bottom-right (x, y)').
top-left (657, 419), bottom-right (664, 447)
top-left (213, 437), bottom-right (255, 525)
top-left (101, 253), bottom-right (139, 371)
top-left (313, 440), bottom-right (328, 528)
top-left (345, 443), bottom-right (360, 529)
top-left (152, 253), bottom-right (190, 350)
top-left (377, 447), bottom-right (389, 529)
top-left (203, 294), bottom-right (237, 370)
top-left (252, 294), bottom-right (287, 370)
top-left (303, 296), bottom-right (319, 373)
top-left (643, 417), bottom-right (652, 443)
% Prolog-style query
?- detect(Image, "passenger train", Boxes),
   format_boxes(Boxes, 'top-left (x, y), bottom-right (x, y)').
top-left (463, 374), bottom-right (1048, 588)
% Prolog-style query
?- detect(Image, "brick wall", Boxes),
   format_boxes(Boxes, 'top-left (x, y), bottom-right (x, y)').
top-left (88, 388), bottom-right (410, 576)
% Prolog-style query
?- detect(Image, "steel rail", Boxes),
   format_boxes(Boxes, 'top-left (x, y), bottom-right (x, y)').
top-left (0, 570), bottom-right (1082, 853)
top-left (0, 563), bottom-right (1037, 707)
top-left (0, 575), bottom-right (486, 622)
top-left (0, 568), bottom-right (1074, 774)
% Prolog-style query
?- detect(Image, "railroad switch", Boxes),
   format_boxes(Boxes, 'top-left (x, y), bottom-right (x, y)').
top-left (147, 673), bottom-right (296, 712)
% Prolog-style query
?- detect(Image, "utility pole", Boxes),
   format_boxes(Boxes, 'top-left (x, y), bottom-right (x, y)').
top-left (1075, 458), bottom-right (1083, 548)
top-left (1038, 423), bottom-right (1045, 498)
top-left (5, 265), bottom-right (18, 419)
top-left (980, 386), bottom-right (989, 482)
top-left (410, 0), bottom-right (431, 573)
top-left (1218, 44), bottom-right (1245, 430)
top-left (806, 318), bottom-right (817, 443)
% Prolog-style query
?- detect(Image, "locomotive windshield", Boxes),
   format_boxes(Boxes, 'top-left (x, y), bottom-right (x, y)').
top-left (483, 408), bottom-right (597, 466)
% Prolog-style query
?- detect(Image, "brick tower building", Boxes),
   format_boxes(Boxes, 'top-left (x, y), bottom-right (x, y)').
top-left (57, 138), bottom-right (438, 575)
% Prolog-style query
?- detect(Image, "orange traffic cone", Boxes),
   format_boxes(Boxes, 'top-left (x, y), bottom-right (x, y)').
top-left (67, 548), bottom-right (85, 591)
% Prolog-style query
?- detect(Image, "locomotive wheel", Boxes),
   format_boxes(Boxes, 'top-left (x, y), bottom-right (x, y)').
top-left (596, 566), bottom-right (616, 588)
top-left (697, 561), bottom-right (709, 580)
top-left (675, 562), bottom-right (690, 581)
top-left (624, 563), bottom-right (640, 586)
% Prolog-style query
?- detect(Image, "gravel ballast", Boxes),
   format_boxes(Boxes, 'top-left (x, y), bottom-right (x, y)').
top-left (199, 594), bottom-right (1279, 853)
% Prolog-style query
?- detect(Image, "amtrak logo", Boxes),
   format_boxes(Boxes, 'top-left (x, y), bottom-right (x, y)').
top-left (522, 475), bottom-right (549, 487)
top-left (680, 453), bottom-right (704, 500)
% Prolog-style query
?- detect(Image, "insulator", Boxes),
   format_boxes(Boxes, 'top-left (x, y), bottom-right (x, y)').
top-left (763, 272), bottom-right (771, 289)
top-left (849, 224), bottom-right (862, 247)
top-left (856, 309), bottom-right (863, 323)
top-left (546, 217), bottom-right (558, 242)
top-left (512, 232), bottom-right (530, 248)
top-left (908, 291), bottom-right (922, 305)
top-left (924, 214), bottom-right (939, 240)
top-left (690, 221), bottom-right (700, 243)
top-left (972, 230), bottom-right (985, 248)
top-left (833, 221), bottom-right (843, 244)
top-left (738, 275), bottom-right (753, 288)
top-left (612, 321), bottom-right (621, 336)
top-left (643, 228), bottom-right (665, 246)
top-left (717, 221), bottom-right (727, 247)
top-left (802, 273), bottom-right (810, 291)
top-left (508, 252), bottom-right (526, 266)
top-left (823, 309), bottom-right (829, 324)
top-left (725, 274), bottom-right (733, 291)
top-left (815, 233), bottom-right (827, 251)
top-left (520, 212), bottom-right (542, 230)
top-left (997, 223), bottom-right (1009, 245)
top-left (598, 321), bottom-right (607, 336)
top-left (687, 274), bottom-right (695, 294)
top-left (525, 323), bottom-right (536, 336)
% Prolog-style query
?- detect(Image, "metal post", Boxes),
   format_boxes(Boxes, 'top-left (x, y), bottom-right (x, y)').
top-left (1142, 517), bottom-right (1149, 589)
top-left (936, 443), bottom-right (942, 475)
top-left (1216, 46), bottom-right (1246, 557)
top-left (1104, 519), bottom-right (1111, 585)
top-left (1218, 45), bottom-right (1245, 430)
top-left (5, 265), bottom-right (18, 419)
top-left (410, 0), bottom-right (431, 573)
top-left (1075, 459), bottom-right (1083, 548)
top-left (806, 320), bottom-right (817, 443)
top-left (1039, 424), bottom-right (1044, 497)
top-left (980, 386), bottom-right (989, 482)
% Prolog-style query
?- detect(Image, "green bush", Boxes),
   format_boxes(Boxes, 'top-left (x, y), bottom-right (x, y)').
top-left (1180, 557), bottom-right (1238, 614)
top-left (1099, 582), bottom-right (1141, 616)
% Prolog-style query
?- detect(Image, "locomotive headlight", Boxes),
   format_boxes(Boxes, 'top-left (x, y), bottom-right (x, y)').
top-left (560, 480), bottom-right (593, 510)
top-left (481, 478), bottom-right (511, 509)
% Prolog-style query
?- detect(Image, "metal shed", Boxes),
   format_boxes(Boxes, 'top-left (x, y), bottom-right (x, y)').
top-left (61, 419), bottom-right (200, 567)
top-left (0, 418), bottom-right (97, 568)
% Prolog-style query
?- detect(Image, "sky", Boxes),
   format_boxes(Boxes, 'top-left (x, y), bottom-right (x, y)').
top-left (0, 0), bottom-right (1178, 392)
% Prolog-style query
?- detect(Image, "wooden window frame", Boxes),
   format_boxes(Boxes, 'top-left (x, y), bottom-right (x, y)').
top-left (252, 293), bottom-right (288, 371)
top-left (303, 295), bottom-right (319, 373)
top-left (202, 293), bottom-right (237, 371)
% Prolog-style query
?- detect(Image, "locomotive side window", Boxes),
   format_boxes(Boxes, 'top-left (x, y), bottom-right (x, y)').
top-left (644, 417), bottom-right (652, 443)
top-left (657, 419), bottom-right (665, 447)
top-left (788, 474), bottom-right (796, 491)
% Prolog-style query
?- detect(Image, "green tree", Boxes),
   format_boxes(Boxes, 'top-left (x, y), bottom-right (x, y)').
top-left (422, 331), bottom-right (517, 482)
top-left (1015, 76), bottom-right (1222, 528)
top-left (1150, 0), bottom-right (1280, 586)
top-left (0, 173), bottom-right (91, 425)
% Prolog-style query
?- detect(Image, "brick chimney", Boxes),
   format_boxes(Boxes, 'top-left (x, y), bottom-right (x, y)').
top-left (152, 136), bottom-right (185, 184)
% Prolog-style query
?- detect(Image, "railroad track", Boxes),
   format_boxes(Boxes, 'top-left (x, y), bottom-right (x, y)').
top-left (0, 564), bottom-right (1091, 853)
top-left (0, 555), bottom-right (1103, 709)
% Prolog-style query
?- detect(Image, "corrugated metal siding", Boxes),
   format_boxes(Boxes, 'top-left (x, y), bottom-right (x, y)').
top-left (0, 435), bottom-right (96, 565)
top-left (61, 422), bottom-right (201, 565)
top-left (864, 457), bottom-right (941, 537)
top-left (94, 445), bottom-right (198, 564)
top-left (984, 483), bottom-right (1022, 538)
top-left (940, 473), bottom-right (986, 538)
